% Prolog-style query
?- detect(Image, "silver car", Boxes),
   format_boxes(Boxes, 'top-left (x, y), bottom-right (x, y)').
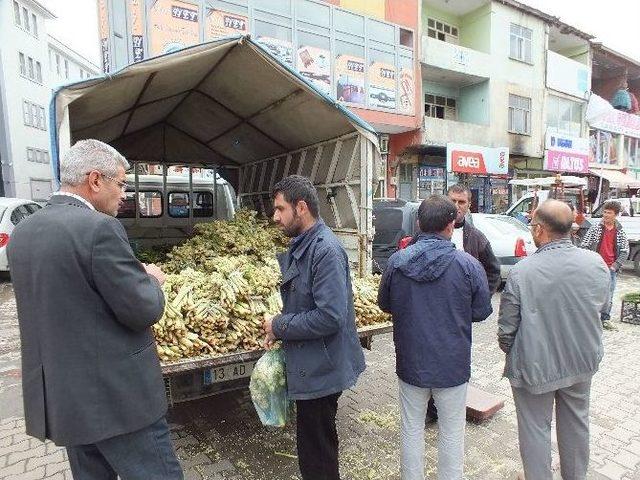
top-left (0, 198), bottom-right (43, 271)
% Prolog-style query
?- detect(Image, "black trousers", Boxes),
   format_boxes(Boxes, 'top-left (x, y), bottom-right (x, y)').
top-left (296, 392), bottom-right (342, 480)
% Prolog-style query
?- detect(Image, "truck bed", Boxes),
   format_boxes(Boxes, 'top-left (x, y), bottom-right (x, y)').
top-left (161, 322), bottom-right (393, 376)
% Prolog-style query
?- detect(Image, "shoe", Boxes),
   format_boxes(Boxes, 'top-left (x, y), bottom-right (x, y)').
top-left (602, 321), bottom-right (617, 331)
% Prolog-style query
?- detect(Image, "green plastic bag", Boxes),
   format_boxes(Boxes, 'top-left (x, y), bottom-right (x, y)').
top-left (249, 348), bottom-right (293, 427)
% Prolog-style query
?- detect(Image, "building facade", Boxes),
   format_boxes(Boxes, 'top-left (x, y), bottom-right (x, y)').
top-left (388, 0), bottom-right (595, 212)
top-left (0, 0), bottom-right (100, 200)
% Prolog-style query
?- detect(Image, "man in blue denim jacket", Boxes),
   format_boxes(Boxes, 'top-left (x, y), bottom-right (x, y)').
top-left (378, 194), bottom-right (492, 480)
top-left (263, 175), bottom-right (365, 480)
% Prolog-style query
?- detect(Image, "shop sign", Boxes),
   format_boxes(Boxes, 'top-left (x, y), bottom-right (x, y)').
top-left (418, 166), bottom-right (444, 179)
top-left (148, 0), bottom-right (200, 56)
top-left (297, 46), bottom-right (331, 95)
top-left (206, 9), bottom-right (248, 40)
top-left (544, 132), bottom-right (590, 173)
top-left (446, 143), bottom-right (509, 175)
top-left (368, 62), bottom-right (396, 110)
top-left (335, 55), bottom-right (365, 105)
top-left (590, 109), bottom-right (640, 139)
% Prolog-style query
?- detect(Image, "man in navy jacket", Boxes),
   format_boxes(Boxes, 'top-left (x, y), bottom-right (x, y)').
top-left (263, 175), bottom-right (365, 480)
top-left (378, 194), bottom-right (492, 480)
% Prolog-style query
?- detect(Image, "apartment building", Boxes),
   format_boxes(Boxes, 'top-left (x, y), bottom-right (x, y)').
top-left (96, 0), bottom-right (422, 197)
top-left (389, 0), bottom-right (594, 211)
top-left (0, 0), bottom-right (100, 201)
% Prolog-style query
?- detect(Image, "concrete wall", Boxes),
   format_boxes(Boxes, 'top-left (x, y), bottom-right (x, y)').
top-left (459, 80), bottom-right (489, 125)
top-left (460, 3), bottom-right (492, 54)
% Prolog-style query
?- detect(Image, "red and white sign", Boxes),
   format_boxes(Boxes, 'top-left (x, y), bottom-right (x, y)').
top-left (446, 143), bottom-right (509, 175)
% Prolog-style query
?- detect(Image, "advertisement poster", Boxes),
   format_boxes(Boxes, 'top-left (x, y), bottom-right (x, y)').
top-left (590, 131), bottom-right (618, 165)
top-left (335, 55), bottom-right (365, 105)
top-left (256, 37), bottom-right (293, 67)
top-left (98, 0), bottom-right (110, 72)
top-left (368, 62), bottom-right (396, 110)
top-left (130, 0), bottom-right (145, 62)
top-left (148, 0), bottom-right (200, 57)
top-left (544, 132), bottom-right (589, 173)
top-left (297, 46), bottom-right (331, 95)
top-left (398, 66), bottom-right (414, 115)
top-left (447, 143), bottom-right (509, 175)
top-left (206, 9), bottom-right (248, 40)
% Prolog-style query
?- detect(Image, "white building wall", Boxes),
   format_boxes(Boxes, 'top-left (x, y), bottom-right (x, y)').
top-left (0, 0), bottom-right (99, 201)
top-left (0, 0), bottom-right (53, 200)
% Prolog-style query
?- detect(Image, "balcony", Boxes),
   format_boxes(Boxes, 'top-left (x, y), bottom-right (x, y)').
top-left (422, 116), bottom-right (492, 147)
top-left (546, 50), bottom-right (590, 99)
top-left (421, 36), bottom-right (491, 83)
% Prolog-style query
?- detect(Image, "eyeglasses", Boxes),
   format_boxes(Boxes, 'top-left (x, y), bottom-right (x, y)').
top-left (529, 223), bottom-right (541, 229)
top-left (85, 171), bottom-right (128, 191)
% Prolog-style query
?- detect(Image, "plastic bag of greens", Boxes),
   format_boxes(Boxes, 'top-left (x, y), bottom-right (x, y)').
top-left (250, 347), bottom-right (292, 427)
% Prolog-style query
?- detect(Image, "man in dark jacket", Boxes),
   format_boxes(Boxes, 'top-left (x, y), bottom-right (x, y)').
top-left (7, 140), bottom-right (182, 479)
top-left (378, 195), bottom-right (492, 480)
top-left (263, 175), bottom-right (365, 480)
top-left (447, 184), bottom-right (501, 293)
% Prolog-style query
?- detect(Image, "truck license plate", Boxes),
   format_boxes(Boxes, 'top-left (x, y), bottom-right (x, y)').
top-left (203, 362), bottom-right (256, 385)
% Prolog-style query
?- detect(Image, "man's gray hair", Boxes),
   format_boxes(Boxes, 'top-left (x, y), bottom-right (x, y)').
top-left (60, 139), bottom-right (129, 186)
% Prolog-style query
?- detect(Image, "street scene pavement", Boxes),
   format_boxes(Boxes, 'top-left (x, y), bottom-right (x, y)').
top-left (1, 270), bottom-right (640, 480)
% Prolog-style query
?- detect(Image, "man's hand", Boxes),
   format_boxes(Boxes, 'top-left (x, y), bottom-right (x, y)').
top-left (263, 315), bottom-right (276, 350)
top-left (144, 263), bottom-right (166, 286)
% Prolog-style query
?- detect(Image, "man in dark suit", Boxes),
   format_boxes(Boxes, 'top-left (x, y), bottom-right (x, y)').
top-left (8, 139), bottom-right (183, 479)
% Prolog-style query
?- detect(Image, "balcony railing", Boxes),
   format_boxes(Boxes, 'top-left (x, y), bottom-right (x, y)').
top-left (421, 36), bottom-right (491, 79)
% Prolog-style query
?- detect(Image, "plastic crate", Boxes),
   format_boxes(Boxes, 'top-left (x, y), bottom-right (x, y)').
top-left (621, 294), bottom-right (640, 325)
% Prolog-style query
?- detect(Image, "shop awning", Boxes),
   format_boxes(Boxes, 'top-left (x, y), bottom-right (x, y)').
top-left (589, 168), bottom-right (640, 188)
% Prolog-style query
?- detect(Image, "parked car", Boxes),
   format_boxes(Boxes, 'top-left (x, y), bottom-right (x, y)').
top-left (471, 213), bottom-right (536, 281)
top-left (372, 199), bottom-right (420, 273)
top-left (0, 198), bottom-right (43, 271)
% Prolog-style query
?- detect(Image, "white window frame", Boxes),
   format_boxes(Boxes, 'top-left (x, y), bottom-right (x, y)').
top-left (31, 13), bottom-right (37, 37)
top-left (22, 6), bottom-right (29, 32)
top-left (35, 61), bottom-right (42, 83)
top-left (508, 94), bottom-right (531, 135)
top-left (424, 93), bottom-right (457, 120)
top-left (13, 1), bottom-right (21, 26)
top-left (510, 24), bottom-right (532, 63)
top-left (56, 54), bottom-right (61, 76)
top-left (426, 17), bottom-right (458, 44)
top-left (64, 59), bottom-right (69, 79)
top-left (19, 52), bottom-right (26, 76)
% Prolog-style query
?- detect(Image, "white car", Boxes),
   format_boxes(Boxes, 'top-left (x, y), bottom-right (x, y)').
top-left (471, 213), bottom-right (537, 281)
top-left (0, 198), bottom-right (43, 271)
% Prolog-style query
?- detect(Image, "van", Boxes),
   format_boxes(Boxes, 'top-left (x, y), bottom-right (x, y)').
top-left (117, 174), bottom-right (236, 248)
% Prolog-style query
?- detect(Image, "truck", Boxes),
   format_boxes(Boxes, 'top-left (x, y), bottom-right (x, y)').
top-left (50, 36), bottom-right (391, 405)
top-left (506, 176), bottom-right (640, 274)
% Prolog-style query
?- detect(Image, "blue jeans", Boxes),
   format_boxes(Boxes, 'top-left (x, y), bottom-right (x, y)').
top-left (66, 417), bottom-right (183, 480)
top-left (601, 269), bottom-right (617, 322)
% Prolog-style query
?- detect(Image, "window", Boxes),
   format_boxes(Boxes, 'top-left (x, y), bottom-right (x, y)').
top-left (64, 59), bottom-right (69, 79)
top-left (19, 53), bottom-right (26, 75)
top-left (22, 7), bottom-right (29, 32)
top-left (546, 96), bottom-right (582, 136)
top-left (426, 18), bottom-right (458, 43)
top-left (35, 61), bottom-right (42, 83)
top-left (22, 100), bottom-right (32, 125)
top-left (168, 192), bottom-right (190, 218)
top-left (625, 137), bottom-right (640, 167)
top-left (424, 94), bottom-right (456, 120)
top-left (28, 57), bottom-right (34, 78)
top-left (79, 69), bottom-right (84, 79)
top-left (56, 54), bottom-right (61, 75)
top-left (31, 13), bottom-right (37, 36)
top-left (26, 147), bottom-right (49, 163)
top-left (510, 24), bottom-right (532, 63)
top-left (118, 191), bottom-right (162, 218)
top-left (400, 28), bottom-right (414, 48)
top-left (13, 1), bottom-right (21, 26)
top-left (508, 94), bottom-right (531, 134)
top-left (193, 192), bottom-right (214, 217)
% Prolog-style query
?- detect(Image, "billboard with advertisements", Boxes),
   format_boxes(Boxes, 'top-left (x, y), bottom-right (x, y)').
top-left (544, 132), bottom-right (590, 173)
top-left (446, 143), bottom-right (509, 175)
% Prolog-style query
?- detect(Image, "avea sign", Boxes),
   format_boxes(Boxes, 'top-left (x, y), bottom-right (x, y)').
top-left (446, 144), bottom-right (509, 175)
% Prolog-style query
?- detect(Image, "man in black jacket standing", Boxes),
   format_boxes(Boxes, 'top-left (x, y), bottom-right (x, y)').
top-left (447, 184), bottom-right (502, 293)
